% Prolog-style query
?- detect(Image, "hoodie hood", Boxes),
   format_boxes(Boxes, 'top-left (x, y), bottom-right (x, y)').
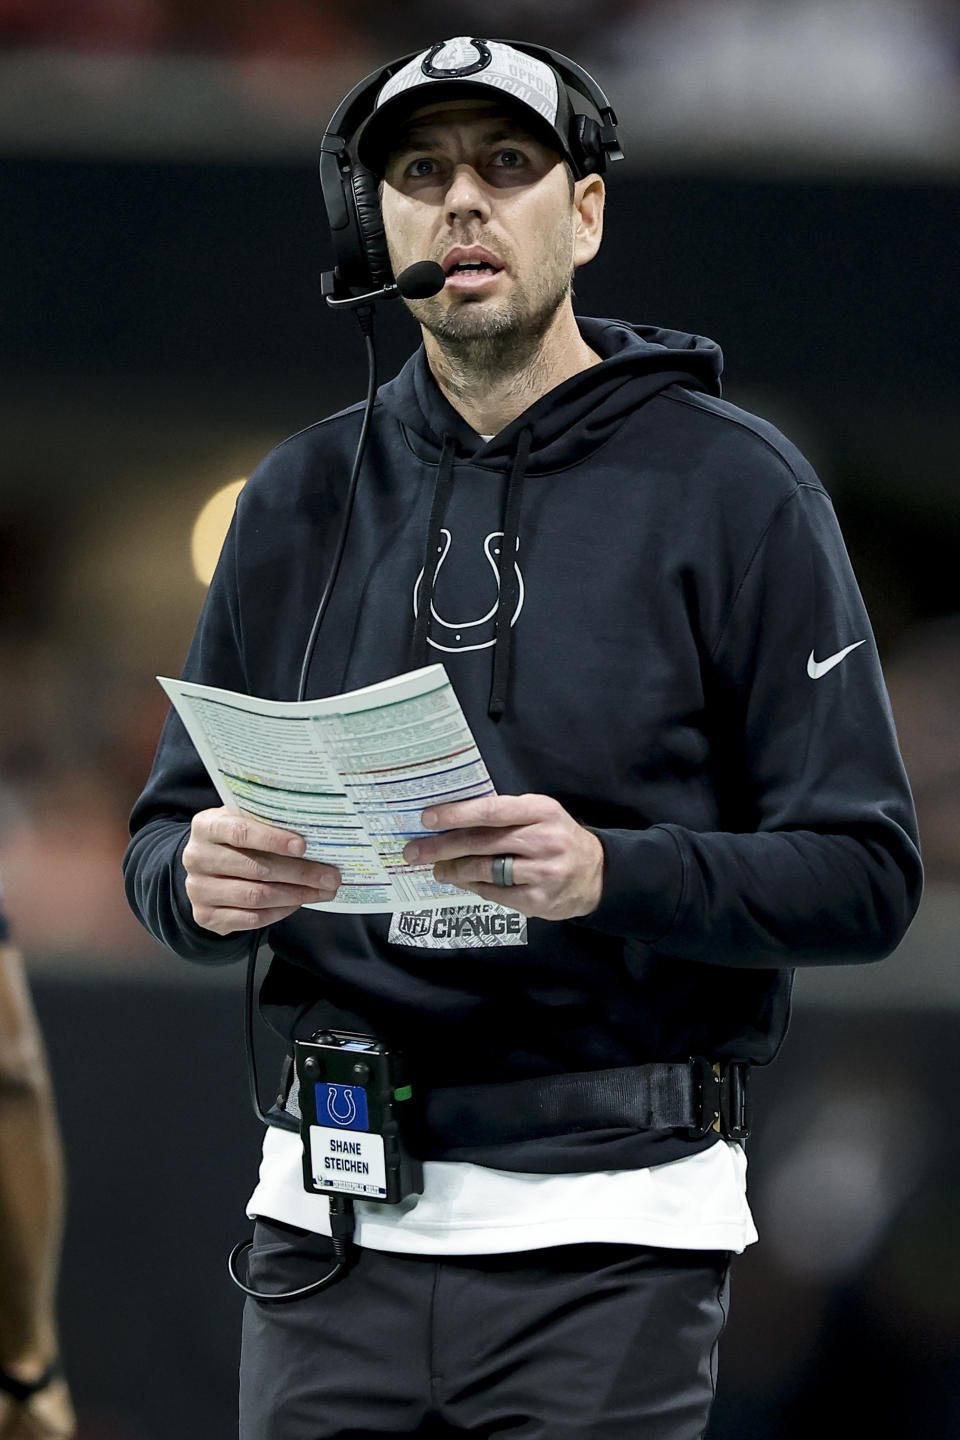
top-left (388, 317), bottom-right (724, 714)
top-left (379, 317), bottom-right (724, 469)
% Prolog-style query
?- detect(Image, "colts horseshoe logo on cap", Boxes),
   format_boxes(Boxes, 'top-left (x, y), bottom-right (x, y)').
top-left (422, 38), bottom-right (492, 79)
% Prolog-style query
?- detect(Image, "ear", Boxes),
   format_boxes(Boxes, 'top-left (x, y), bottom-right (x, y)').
top-left (573, 174), bottom-right (605, 270)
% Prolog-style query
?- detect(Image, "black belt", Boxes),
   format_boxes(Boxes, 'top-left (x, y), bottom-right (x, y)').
top-left (274, 1058), bottom-right (750, 1144)
top-left (419, 1059), bottom-right (751, 1148)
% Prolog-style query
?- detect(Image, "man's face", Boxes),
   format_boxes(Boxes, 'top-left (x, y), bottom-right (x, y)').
top-left (379, 99), bottom-right (601, 358)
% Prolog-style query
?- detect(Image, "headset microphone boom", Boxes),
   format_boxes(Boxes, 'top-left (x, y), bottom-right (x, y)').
top-left (324, 259), bottom-right (446, 311)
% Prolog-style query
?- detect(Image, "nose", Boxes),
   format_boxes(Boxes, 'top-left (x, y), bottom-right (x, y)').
top-left (444, 165), bottom-right (491, 227)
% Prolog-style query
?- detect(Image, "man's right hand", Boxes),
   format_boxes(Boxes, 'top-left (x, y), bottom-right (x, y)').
top-left (182, 807), bottom-right (342, 935)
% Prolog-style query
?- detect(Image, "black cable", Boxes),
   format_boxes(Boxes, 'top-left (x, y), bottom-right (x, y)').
top-left (297, 305), bottom-right (378, 703)
top-left (243, 301), bottom-right (379, 1128)
top-left (227, 1196), bottom-right (357, 1302)
top-left (232, 303), bottom-right (380, 1300)
top-left (243, 929), bottom-right (273, 1126)
top-left (235, 937), bottom-right (358, 1300)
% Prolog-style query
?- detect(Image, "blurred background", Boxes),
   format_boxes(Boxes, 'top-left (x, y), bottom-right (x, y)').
top-left (0, 1), bottom-right (958, 1435)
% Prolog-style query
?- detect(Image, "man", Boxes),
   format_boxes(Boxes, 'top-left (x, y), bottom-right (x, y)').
top-left (123, 37), bottom-right (922, 1440)
top-left (0, 909), bottom-right (74, 1440)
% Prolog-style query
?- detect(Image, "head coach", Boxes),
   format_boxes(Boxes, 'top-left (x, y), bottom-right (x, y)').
top-left (123, 35), bottom-right (922, 1440)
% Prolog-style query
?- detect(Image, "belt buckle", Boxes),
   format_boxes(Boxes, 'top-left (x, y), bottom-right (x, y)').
top-left (687, 1057), bottom-right (722, 1139)
top-left (720, 1060), bottom-right (751, 1141)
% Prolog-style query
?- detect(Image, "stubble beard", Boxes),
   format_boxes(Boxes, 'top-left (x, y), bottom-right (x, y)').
top-left (410, 227), bottom-right (576, 394)
top-left (418, 271), bottom-right (572, 386)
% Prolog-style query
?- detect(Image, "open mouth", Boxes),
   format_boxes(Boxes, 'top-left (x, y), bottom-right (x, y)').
top-left (442, 247), bottom-right (504, 283)
top-left (445, 260), bottom-right (501, 277)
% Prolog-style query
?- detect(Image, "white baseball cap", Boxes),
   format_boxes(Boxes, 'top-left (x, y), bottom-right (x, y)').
top-left (354, 37), bottom-right (582, 177)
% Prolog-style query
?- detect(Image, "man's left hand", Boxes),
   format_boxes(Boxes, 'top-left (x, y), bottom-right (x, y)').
top-left (403, 794), bottom-right (604, 920)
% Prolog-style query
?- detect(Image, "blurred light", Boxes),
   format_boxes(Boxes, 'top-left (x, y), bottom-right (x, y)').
top-left (759, 1089), bottom-right (933, 1281)
top-left (191, 478), bottom-right (245, 585)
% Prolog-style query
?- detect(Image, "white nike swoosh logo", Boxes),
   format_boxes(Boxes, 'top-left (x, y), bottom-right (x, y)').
top-left (807, 640), bottom-right (866, 679)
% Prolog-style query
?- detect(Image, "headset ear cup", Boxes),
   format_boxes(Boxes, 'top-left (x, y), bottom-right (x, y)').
top-left (571, 114), bottom-right (603, 177)
top-left (350, 165), bottom-right (392, 288)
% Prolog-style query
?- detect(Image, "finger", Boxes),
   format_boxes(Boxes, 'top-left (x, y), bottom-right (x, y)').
top-left (440, 877), bottom-right (536, 914)
top-left (433, 855), bottom-right (526, 889)
top-left (186, 875), bottom-right (336, 915)
top-left (190, 902), bottom-right (310, 936)
top-left (233, 848), bottom-right (339, 888)
top-left (404, 825), bottom-right (531, 865)
top-left (193, 807), bottom-right (308, 858)
top-left (183, 838), bottom-right (337, 889)
top-left (421, 793), bottom-right (550, 832)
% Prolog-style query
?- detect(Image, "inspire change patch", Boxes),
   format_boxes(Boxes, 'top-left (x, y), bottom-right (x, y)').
top-left (389, 901), bottom-right (527, 950)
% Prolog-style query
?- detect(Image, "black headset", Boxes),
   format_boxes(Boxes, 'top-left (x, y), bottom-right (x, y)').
top-left (318, 39), bottom-right (623, 303)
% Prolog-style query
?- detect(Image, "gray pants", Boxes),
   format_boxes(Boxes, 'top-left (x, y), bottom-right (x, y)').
top-left (240, 1219), bottom-right (732, 1439)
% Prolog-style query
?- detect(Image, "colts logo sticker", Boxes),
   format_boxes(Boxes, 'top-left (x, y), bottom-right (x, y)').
top-left (319, 1083), bottom-right (369, 1131)
top-left (422, 38), bottom-right (492, 79)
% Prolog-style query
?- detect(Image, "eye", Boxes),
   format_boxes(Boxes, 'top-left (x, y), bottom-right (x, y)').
top-left (405, 156), bottom-right (440, 179)
top-left (491, 148), bottom-right (526, 169)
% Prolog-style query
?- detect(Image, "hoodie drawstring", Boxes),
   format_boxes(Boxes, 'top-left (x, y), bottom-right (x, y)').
top-left (410, 426), bottom-right (532, 719)
top-left (411, 433), bottom-right (457, 671)
top-left (488, 426), bottom-right (531, 719)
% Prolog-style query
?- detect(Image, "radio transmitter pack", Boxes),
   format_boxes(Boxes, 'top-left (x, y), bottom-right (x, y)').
top-left (294, 1030), bottom-right (423, 1205)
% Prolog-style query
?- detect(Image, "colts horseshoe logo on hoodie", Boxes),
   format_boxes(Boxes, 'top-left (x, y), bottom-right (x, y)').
top-left (412, 528), bottom-right (524, 653)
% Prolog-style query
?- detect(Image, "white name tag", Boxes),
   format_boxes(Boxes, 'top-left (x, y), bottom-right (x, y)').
top-left (309, 1126), bottom-right (387, 1199)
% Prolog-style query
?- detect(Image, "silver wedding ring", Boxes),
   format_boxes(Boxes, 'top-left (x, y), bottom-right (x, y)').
top-left (491, 854), bottom-right (516, 887)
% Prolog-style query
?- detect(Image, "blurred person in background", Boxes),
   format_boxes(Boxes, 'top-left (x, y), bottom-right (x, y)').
top-left (124, 34), bottom-right (922, 1440)
top-left (0, 905), bottom-right (74, 1440)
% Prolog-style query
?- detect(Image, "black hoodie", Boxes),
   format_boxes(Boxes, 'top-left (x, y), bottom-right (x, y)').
top-left (123, 318), bottom-right (922, 1173)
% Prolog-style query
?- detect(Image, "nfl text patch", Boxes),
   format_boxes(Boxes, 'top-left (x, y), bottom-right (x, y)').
top-left (389, 902), bottom-right (527, 949)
